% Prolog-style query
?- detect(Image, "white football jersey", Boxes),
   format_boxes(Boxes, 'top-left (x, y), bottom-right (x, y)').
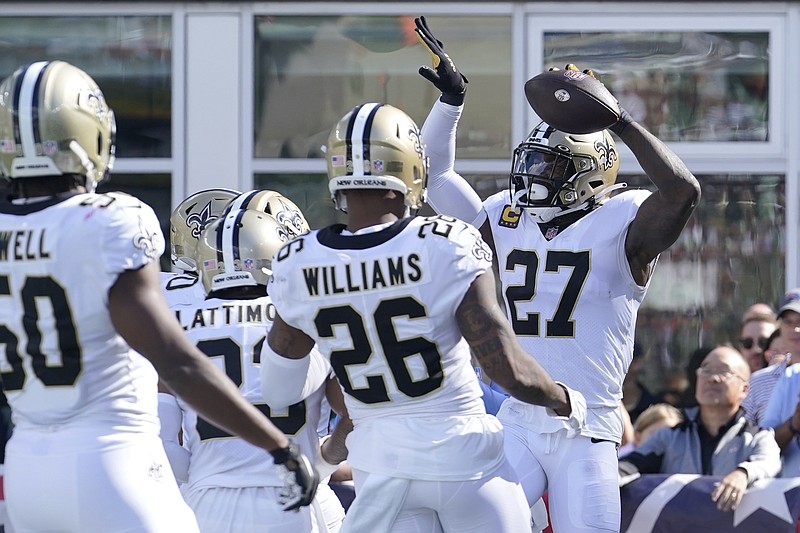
top-left (268, 215), bottom-right (505, 481)
top-left (0, 192), bottom-right (164, 433)
top-left (175, 295), bottom-right (325, 489)
top-left (160, 271), bottom-right (206, 307)
top-left (484, 189), bottom-right (651, 442)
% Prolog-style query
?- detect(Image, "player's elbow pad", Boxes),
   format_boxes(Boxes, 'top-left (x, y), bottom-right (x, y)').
top-left (260, 342), bottom-right (312, 408)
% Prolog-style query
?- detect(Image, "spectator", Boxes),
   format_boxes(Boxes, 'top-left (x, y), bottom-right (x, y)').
top-left (739, 312), bottom-right (777, 372)
top-left (618, 403), bottom-right (683, 457)
top-left (633, 403), bottom-right (684, 446)
top-left (660, 371), bottom-right (690, 408)
top-left (620, 401), bottom-right (636, 450)
top-left (741, 328), bottom-right (788, 425)
top-left (619, 403), bottom-right (684, 456)
top-left (618, 346), bottom-right (781, 512)
top-left (764, 328), bottom-right (790, 366)
top-left (741, 302), bottom-right (777, 324)
top-left (758, 289), bottom-right (800, 476)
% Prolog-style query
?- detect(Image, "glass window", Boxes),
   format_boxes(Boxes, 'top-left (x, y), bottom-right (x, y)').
top-left (625, 173), bottom-right (785, 389)
top-left (253, 15), bottom-right (511, 160)
top-left (254, 173), bottom-right (342, 229)
top-left (543, 32), bottom-right (769, 142)
top-left (0, 16), bottom-right (172, 157)
top-left (97, 173), bottom-right (172, 271)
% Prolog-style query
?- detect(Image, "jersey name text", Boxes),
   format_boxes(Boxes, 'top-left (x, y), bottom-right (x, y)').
top-left (174, 302), bottom-right (276, 330)
top-left (0, 228), bottom-right (50, 261)
top-left (302, 254), bottom-right (422, 296)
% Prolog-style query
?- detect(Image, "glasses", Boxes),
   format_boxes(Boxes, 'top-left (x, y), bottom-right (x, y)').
top-left (696, 367), bottom-right (746, 382)
top-left (739, 337), bottom-right (769, 350)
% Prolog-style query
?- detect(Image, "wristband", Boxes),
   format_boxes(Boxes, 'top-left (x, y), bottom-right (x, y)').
top-left (610, 107), bottom-right (634, 136)
top-left (315, 435), bottom-right (343, 479)
top-left (270, 444), bottom-right (294, 465)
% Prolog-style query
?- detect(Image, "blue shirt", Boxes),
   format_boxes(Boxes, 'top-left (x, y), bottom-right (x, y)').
top-left (762, 362), bottom-right (800, 476)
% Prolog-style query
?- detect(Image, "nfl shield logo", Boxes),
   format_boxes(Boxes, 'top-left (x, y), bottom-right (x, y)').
top-left (545, 227), bottom-right (559, 240)
top-left (0, 139), bottom-right (14, 154)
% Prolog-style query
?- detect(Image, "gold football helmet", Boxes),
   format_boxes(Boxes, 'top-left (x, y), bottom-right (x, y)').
top-left (326, 103), bottom-right (428, 212)
top-left (194, 209), bottom-right (290, 294)
top-left (0, 61), bottom-right (116, 190)
top-left (224, 189), bottom-right (310, 238)
top-left (169, 188), bottom-right (241, 272)
top-left (509, 121), bottom-right (621, 223)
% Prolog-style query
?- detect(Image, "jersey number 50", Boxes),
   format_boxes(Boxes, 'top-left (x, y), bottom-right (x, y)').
top-left (0, 275), bottom-right (81, 391)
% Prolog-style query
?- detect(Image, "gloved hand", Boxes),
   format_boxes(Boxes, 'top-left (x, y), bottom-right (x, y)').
top-left (414, 16), bottom-right (468, 106)
top-left (554, 382), bottom-right (587, 438)
top-left (549, 63), bottom-right (597, 79)
top-left (550, 64), bottom-right (634, 135)
top-left (271, 441), bottom-right (320, 511)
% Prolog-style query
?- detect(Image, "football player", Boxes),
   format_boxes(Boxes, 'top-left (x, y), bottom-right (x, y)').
top-left (259, 102), bottom-right (586, 533)
top-left (224, 189), bottom-right (311, 239)
top-left (163, 188), bottom-right (241, 307)
top-left (161, 189), bottom-right (347, 531)
top-left (0, 61), bottom-right (317, 532)
top-left (164, 207), bottom-right (342, 532)
top-left (414, 17), bottom-right (701, 533)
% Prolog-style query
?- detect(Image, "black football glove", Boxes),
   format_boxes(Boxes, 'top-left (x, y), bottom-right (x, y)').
top-left (414, 16), bottom-right (468, 106)
top-left (549, 63), bottom-right (597, 79)
top-left (550, 64), bottom-right (634, 135)
top-left (271, 441), bottom-right (319, 512)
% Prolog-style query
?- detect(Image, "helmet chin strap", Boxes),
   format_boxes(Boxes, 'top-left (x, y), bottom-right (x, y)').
top-left (509, 187), bottom-right (528, 211)
top-left (332, 191), bottom-right (348, 213)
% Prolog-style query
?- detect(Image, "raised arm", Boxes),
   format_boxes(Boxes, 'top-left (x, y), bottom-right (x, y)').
top-left (415, 16), bottom-right (484, 226)
top-left (613, 110), bottom-right (701, 285)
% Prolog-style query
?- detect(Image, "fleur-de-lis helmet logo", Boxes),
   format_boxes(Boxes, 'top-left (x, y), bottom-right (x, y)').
top-left (185, 200), bottom-right (216, 238)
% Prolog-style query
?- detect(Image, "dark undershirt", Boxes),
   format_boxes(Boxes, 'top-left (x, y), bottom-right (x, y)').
top-left (696, 413), bottom-right (739, 474)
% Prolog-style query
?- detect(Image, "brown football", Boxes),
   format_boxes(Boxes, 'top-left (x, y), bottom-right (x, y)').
top-left (524, 70), bottom-right (620, 134)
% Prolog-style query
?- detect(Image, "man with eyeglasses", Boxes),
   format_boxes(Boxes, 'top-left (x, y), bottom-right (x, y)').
top-left (738, 311), bottom-right (777, 372)
top-left (618, 346), bottom-right (781, 513)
